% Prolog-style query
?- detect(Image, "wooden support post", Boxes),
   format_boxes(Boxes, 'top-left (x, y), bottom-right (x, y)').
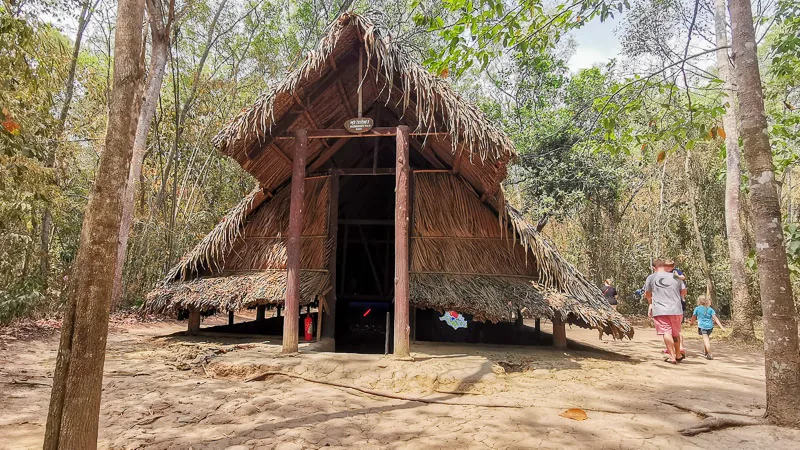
top-left (393, 125), bottom-right (411, 357)
top-left (552, 314), bottom-right (567, 349)
top-left (188, 306), bottom-right (200, 335)
top-left (256, 305), bottom-right (266, 321)
top-left (228, 311), bottom-right (234, 326)
top-left (316, 304), bottom-right (323, 343)
top-left (283, 129), bottom-right (307, 354)
top-left (412, 307), bottom-right (417, 343)
top-left (323, 174), bottom-right (338, 342)
top-left (385, 311), bottom-right (391, 355)
top-left (535, 318), bottom-right (541, 337)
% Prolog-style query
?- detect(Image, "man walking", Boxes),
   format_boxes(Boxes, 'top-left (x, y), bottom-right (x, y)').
top-left (645, 259), bottom-right (687, 364)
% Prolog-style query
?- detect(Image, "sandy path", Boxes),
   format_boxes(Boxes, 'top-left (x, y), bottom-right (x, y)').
top-left (1, 319), bottom-right (798, 449)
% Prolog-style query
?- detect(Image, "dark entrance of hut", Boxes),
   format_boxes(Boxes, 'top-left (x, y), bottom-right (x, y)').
top-left (334, 164), bottom-right (396, 353)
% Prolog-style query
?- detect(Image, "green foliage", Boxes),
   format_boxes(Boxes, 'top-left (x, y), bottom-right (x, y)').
top-left (412, 0), bottom-right (629, 76)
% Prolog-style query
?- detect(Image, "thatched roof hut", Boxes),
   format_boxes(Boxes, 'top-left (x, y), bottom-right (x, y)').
top-left (145, 13), bottom-right (633, 346)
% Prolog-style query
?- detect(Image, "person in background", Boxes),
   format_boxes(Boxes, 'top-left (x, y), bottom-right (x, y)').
top-left (602, 279), bottom-right (619, 310)
top-left (691, 295), bottom-right (727, 360)
top-left (645, 259), bottom-right (687, 364)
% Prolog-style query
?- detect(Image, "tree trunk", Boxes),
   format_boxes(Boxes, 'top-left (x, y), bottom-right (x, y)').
top-left (654, 156), bottom-right (668, 257)
top-left (111, 0), bottom-right (174, 309)
top-left (155, 0), bottom-right (225, 209)
top-left (43, 0), bottom-right (145, 447)
top-left (728, 0), bottom-right (800, 427)
top-left (40, 0), bottom-right (97, 282)
top-left (713, 0), bottom-right (755, 341)
top-left (684, 149), bottom-right (715, 300)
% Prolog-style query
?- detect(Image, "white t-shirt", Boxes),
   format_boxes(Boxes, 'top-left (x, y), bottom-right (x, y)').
top-left (644, 272), bottom-right (684, 316)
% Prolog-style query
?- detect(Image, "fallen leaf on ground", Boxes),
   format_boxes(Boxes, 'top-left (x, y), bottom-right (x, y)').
top-left (559, 408), bottom-right (588, 421)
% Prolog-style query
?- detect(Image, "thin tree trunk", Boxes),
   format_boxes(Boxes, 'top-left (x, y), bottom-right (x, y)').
top-left (684, 149), bottom-right (715, 299)
top-left (111, 0), bottom-right (175, 309)
top-left (155, 0), bottom-right (226, 208)
top-left (654, 157), bottom-right (668, 257)
top-left (728, 0), bottom-right (800, 427)
top-left (714, 0), bottom-right (755, 341)
top-left (43, 0), bottom-right (145, 447)
top-left (40, 0), bottom-right (98, 282)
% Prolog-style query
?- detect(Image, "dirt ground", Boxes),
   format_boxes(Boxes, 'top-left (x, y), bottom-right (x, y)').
top-left (1, 317), bottom-right (799, 449)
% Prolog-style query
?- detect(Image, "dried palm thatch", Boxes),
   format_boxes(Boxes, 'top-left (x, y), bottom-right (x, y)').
top-left (144, 177), bottom-right (333, 315)
top-left (410, 273), bottom-right (632, 339)
top-left (163, 177), bottom-right (330, 283)
top-left (212, 12), bottom-right (515, 165)
top-left (145, 270), bottom-right (329, 315)
top-left (164, 188), bottom-right (263, 283)
top-left (410, 172), bottom-right (633, 338)
top-left (504, 204), bottom-right (609, 305)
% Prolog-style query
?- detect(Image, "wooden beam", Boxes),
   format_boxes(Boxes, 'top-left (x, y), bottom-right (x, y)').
top-left (553, 313), bottom-right (567, 349)
top-left (246, 67), bottom-right (344, 161)
top-left (308, 137), bottom-right (351, 172)
top-left (256, 305), bottom-right (266, 321)
top-left (283, 129), bottom-right (307, 354)
top-left (323, 174), bottom-right (338, 342)
top-left (409, 136), bottom-right (446, 170)
top-left (336, 80), bottom-right (356, 118)
top-left (394, 125), bottom-right (411, 357)
top-left (452, 150), bottom-right (464, 175)
top-left (339, 219), bottom-right (394, 225)
top-left (274, 128), bottom-right (450, 139)
top-left (188, 306), bottom-right (200, 334)
top-left (292, 92), bottom-right (333, 154)
top-left (228, 311), bottom-right (235, 325)
top-left (330, 168), bottom-right (394, 175)
top-left (270, 143), bottom-right (292, 165)
top-left (247, 111), bottom-right (300, 159)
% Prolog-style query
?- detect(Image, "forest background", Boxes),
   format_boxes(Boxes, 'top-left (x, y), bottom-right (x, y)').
top-left (1, 0), bottom-right (798, 327)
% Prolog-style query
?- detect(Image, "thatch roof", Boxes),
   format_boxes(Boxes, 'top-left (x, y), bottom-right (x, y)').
top-left (410, 273), bottom-right (630, 340)
top-left (146, 271), bottom-right (329, 315)
top-left (212, 12), bottom-right (514, 207)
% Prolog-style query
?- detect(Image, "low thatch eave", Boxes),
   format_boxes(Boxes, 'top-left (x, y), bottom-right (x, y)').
top-left (411, 273), bottom-right (633, 339)
top-left (144, 270), bottom-right (329, 315)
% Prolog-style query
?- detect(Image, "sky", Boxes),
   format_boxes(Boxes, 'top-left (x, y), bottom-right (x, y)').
top-left (567, 15), bottom-right (623, 73)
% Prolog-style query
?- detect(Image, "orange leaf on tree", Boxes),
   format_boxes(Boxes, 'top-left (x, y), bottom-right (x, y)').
top-left (656, 150), bottom-right (666, 163)
top-left (717, 127), bottom-right (726, 139)
top-left (2, 118), bottom-right (20, 135)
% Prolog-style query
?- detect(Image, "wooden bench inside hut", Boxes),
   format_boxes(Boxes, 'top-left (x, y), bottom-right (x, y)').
top-left (145, 13), bottom-right (633, 355)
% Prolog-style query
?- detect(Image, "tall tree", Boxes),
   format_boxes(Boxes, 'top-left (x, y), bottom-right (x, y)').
top-left (713, 0), bottom-right (755, 341)
top-left (43, 0), bottom-right (145, 447)
top-left (40, 0), bottom-right (99, 282)
top-left (111, 0), bottom-right (177, 309)
top-left (728, 0), bottom-right (800, 426)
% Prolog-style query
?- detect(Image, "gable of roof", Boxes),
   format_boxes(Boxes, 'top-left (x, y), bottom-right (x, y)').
top-left (212, 13), bottom-right (515, 207)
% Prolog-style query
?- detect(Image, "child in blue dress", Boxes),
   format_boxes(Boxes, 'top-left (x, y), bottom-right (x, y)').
top-left (690, 295), bottom-right (727, 359)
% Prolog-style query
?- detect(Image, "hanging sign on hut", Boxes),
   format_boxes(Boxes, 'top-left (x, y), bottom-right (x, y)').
top-left (344, 117), bottom-right (374, 134)
top-left (439, 311), bottom-right (468, 330)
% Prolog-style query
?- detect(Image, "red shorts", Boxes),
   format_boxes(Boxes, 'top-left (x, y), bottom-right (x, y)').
top-left (653, 315), bottom-right (683, 337)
